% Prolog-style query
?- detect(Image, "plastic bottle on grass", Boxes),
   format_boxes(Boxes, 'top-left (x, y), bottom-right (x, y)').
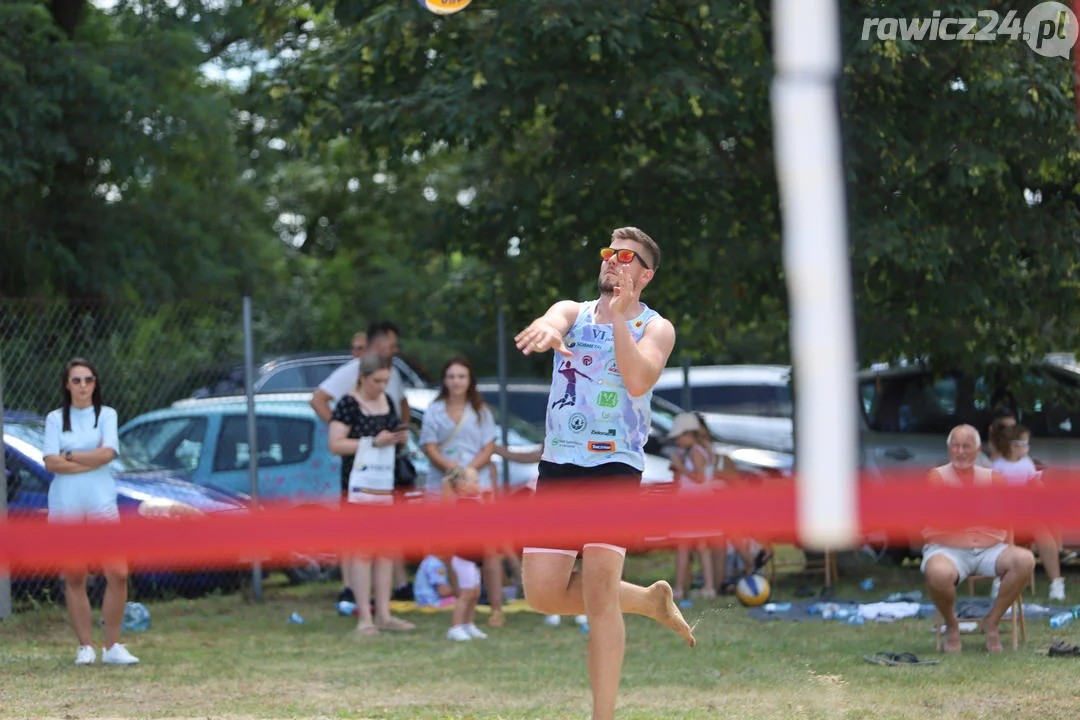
top-left (336, 600), bottom-right (358, 616)
top-left (763, 602), bottom-right (792, 613)
top-left (122, 602), bottom-right (151, 632)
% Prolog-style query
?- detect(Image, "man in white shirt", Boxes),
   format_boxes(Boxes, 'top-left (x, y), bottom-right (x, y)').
top-left (311, 321), bottom-right (410, 424)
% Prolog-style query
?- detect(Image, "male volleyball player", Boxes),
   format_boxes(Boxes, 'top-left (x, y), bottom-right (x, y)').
top-left (515, 226), bottom-right (695, 720)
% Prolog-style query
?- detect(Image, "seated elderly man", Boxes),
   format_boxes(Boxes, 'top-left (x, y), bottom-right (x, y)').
top-left (922, 424), bottom-right (1036, 653)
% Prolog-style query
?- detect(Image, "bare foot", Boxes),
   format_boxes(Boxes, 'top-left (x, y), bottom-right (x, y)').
top-left (648, 580), bottom-right (696, 647)
top-left (943, 626), bottom-right (962, 653)
top-left (984, 627), bottom-right (1003, 653)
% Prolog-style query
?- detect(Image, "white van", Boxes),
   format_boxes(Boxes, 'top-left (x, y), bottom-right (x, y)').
top-left (652, 365), bottom-right (794, 452)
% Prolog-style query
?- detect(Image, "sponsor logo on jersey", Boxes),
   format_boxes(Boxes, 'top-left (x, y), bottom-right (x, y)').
top-left (590, 428), bottom-right (617, 437)
top-left (569, 413), bottom-right (587, 433)
top-left (597, 390), bottom-right (619, 408)
top-left (588, 441), bottom-right (615, 453)
top-left (582, 355), bottom-right (593, 367)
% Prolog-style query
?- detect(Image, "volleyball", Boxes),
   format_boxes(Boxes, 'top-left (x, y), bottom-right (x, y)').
top-left (735, 574), bottom-right (772, 607)
top-left (419, 0), bottom-right (472, 15)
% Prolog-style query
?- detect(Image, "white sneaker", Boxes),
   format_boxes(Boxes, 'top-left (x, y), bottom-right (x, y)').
top-left (446, 625), bottom-right (471, 642)
top-left (991, 577), bottom-right (1001, 599)
top-left (75, 645), bottom-right (96, 665)
top-left (464, 623), bottom-right (488, 639)
top-left (1050, 578), bottom-right (1066, 602)
top-left (101, 643), bottom-right (140, 665)
top-left (543, 614), bottom-right (561, 627)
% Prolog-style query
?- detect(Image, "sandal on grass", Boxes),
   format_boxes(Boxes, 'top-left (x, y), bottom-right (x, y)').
top-left (1048, 640), bottom-right (1080, 657)
top-left (863, 652), bottom-right (940, 666)
top-left (375, 616), bottom-right (416, 632)
top-left (354, 623), bottom-right (379, 637)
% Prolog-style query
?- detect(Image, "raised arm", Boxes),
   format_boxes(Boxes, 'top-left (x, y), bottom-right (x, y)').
top-left (612, 316), bottom-right (675, 397)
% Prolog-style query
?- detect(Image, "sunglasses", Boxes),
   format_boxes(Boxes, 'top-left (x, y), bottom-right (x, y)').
top-left (70, 376), bottom-right (96, 386)
top-left (600, 247), bottom-right (650, 270)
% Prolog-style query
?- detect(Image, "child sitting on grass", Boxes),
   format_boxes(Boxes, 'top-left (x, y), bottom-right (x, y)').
top-left (443, 466), bottom-right (488, 641)
top-left (413, 554), bottom-right (455, 609)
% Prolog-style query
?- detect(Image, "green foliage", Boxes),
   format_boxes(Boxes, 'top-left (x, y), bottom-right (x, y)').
top-left (4, 0), bottom-right (1080, 392)
top-left (0, 1), bottom-right (276, 301)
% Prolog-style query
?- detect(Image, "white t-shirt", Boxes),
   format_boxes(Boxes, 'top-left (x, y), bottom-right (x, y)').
top-left (413, 555), bottom-right (449, 607)
top-left (990, 456), bottom-right (1038, 486)
top-left (43, 405), bottom-right (120, 488)
top-left (418, 400), bottom-right (497, 495)
top-left (318, 358), bottom-right (404, 409)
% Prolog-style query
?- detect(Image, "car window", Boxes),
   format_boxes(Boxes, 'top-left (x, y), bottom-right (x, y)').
top-left (257, 367), bottom-right (309, 393)
top-left (863, 373), bottom-right (965, 434)
top-left (120, 417), bottom-right (208, 473)
top-left (4, 450), bottom-right (49, 502)
top-left (1012, 367), bottom-right (1080, 439)
top-left (212, 416), bottom-right (314, 471)
top-left (479, 390), bottom-right (549, 428)
top-left (653, 384), bottom-right (792, 418)
top-left (304, 362), bottom-right (344, 388)
top-left (4, 421), bottom-right (45, 447)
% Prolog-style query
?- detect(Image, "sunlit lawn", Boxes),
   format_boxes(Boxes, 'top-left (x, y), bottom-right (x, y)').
top-left (2, 547), bottom-right (1079, 719)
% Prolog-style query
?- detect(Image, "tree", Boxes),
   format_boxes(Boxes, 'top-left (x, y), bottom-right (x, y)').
top-left (0, 0), bottom-right (276, 301)
top-left (264, 0), bottom-right (1080, 378)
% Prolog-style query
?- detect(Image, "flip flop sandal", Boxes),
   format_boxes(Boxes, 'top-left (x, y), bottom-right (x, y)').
top-left (1048, 640), bottom-right (1080, 657)
top-left (353, 623), bottom-right (379, 636)
top-left (375, 617), bottom-right (416, 632)
top-left (863, 652), bottom-right (940, 666)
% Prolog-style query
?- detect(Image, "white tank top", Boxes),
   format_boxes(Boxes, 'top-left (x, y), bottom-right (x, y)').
top-left (541, 300), bottom-right (660, 470)
top-left (926, 463), bottom-right (1006, 543)
top-left (676, 444), bottom-right (716, 491)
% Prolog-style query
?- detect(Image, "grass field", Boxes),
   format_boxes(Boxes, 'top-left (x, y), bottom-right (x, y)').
top-left (2, 548), bottom-right (1080, 719)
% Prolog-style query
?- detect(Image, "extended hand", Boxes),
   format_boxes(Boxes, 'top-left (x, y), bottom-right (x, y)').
top-left (515, 319), bottom-right (571, 357)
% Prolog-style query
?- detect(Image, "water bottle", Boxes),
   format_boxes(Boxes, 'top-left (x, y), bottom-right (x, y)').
top-left (860, 578), bottom-right (874, 592)
top-left (846, 613), bottom-right (865, 626)
top-left (763, 602), bottom-right (792, 613)
top-left (336, 600), bottom-right (358, 616)
top-left (1050, 612), bottom-right (1074, 628)
top-left (833, 607), bottom-right (853, 621)
top-left (287, 612), bottom-right (305, 624)
top-left (122, 602), bottom-right (151, 632)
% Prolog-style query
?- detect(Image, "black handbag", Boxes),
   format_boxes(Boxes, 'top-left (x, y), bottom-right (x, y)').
top-left (394, 449), bottom-right (418, 490)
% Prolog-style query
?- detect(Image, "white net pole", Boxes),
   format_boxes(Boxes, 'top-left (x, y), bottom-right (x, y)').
top-left (772, 0), bottom-right (859, 548)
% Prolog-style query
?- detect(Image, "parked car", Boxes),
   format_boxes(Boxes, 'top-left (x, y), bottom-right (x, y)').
top-left (859, 359), bottom-right (1080, 472)
top-left (119, 395), bottom-right (342, 504)
top-left (3, 416), bottom-right (250, 600)
top-left (188, 352), bottom-right (431, 399)
top-left (652, 365), bottom-right (794, 453)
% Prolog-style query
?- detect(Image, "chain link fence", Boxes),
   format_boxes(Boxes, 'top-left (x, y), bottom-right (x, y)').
top-left (1, 297), bottom-right (341, 613)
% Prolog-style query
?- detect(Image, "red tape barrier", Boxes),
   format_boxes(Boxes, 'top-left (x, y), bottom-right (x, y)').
top-left (2, 474), bottom-right (1080, 570)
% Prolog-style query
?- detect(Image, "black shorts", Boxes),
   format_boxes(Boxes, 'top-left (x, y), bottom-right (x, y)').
top-left (534, 460), bottom-right (642, 495)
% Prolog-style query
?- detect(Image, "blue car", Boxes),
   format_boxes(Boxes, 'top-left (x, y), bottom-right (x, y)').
top-left (118, 395), bottom-right (344, 504)
top-left (3, 416), bottom-right (249, 600)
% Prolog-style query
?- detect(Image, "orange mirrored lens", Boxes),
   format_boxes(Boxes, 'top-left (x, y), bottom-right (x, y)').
top-left (600, 247), bottom-right (636, 263)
